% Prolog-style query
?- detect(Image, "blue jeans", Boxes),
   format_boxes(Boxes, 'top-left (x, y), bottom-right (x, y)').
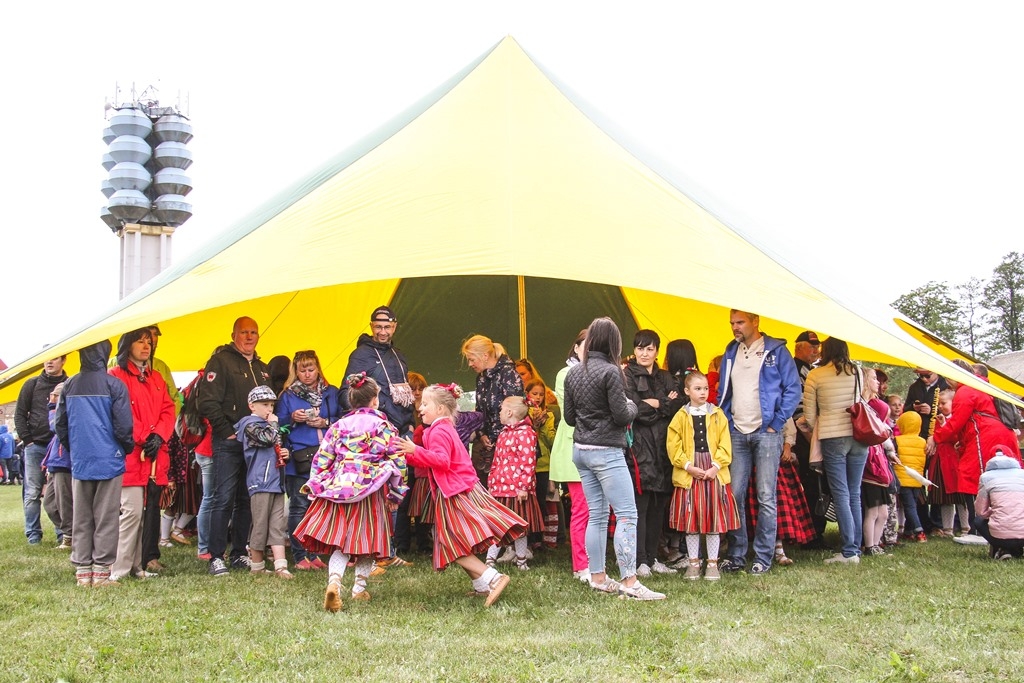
top-left (23, 443), bottom-right (47, 542)
top-left (820, 436), bottom-right (868, 558)
top-left (727, 430), bottom-right (783, 567)
top-left (286, 474), bottom-right (311, 563)
top-left (195, 454), bottom-right (214, 554)
top-left (208, 437), bottom-right (251, 562)
top-left (572, 446), bottom-right (638, 579)
top-left (899, 486), bottom-right (924, 533)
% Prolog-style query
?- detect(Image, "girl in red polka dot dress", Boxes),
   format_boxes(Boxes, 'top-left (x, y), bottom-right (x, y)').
top-left (485, 396), bottom-right (543, 570)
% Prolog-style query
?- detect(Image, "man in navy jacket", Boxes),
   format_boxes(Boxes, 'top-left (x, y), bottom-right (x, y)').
top-left (716, 311), bottom-right (801, 575)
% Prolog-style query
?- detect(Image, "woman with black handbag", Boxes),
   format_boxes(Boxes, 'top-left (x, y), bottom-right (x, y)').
top-left (275, 350), bottom-right (346, 570)
top-left (803, 337), bottom-right (868, 565)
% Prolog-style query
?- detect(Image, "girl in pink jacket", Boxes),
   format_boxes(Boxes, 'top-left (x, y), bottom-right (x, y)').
top-left (396, 384), bottom-right (527, 607)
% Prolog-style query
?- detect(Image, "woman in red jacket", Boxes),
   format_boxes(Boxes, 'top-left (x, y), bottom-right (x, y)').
top-left (931, 360), bottom-right (1021, 505)
top-left (108, 328), bottom-right (176, 581)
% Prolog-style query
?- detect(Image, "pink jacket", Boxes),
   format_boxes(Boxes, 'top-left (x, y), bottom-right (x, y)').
top-left (976, 454), bottom-right (1024, 540)
top-left (406, 418), bottom-right (480, 499)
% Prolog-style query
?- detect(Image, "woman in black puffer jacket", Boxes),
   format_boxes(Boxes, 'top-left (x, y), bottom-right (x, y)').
top-left (564, 318), bottom-right (665, 601)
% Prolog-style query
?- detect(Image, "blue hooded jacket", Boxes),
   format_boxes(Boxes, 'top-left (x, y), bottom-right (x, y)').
top-left (717, 333), bottom-right (802, 434)
top-left (0, 425), bottom-right (13, 460)
top-left (56, 341), bottom-right (134, 481)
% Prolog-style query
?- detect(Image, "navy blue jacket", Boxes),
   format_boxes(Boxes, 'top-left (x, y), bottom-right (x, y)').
top-left (717, 333), bottom-right (802, 434)
top-left (56, 341), bottom-right (134, 481)
top-left (344, 334), bottom-right (414, 434)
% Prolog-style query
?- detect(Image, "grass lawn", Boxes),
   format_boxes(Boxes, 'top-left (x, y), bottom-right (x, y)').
top-left (1, 484), bottom-right (1022, 682)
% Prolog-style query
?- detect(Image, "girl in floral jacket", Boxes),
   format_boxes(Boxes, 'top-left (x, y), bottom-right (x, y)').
top-left (293, 373), bottom-right (408, 612)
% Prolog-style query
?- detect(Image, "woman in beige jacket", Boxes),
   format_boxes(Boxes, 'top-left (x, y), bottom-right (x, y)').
top-left (803, 337), bottom-right (868, 564)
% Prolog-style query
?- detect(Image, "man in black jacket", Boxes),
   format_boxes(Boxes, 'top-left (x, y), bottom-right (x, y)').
top-left (345, 305), bottom-right (416, 561)
top-left (197, 317), bottom-right (272, 576)
top-left (15, 355), bottom-right (68, 545)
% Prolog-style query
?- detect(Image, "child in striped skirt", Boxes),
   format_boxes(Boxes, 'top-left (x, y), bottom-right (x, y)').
top-left (485, 397), bottom-right (544, 570)
top-left (293, 374), bottom-right (408, 612)
top-left (665, 371), bottom-right (741, 581)
top-left (396, 384), bottom-right (527, 607)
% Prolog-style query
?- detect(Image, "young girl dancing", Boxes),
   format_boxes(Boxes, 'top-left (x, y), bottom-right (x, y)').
top-left (396, 384), bottom-right (527, 607)
top-left (293, 373), bottom-right (408, 612)
top-left (666, 371), bottom-right (740, 580)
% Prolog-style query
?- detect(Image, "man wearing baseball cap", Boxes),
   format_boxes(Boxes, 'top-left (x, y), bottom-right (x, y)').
top-left (344, 305), bottom-right (416, 564)
top-left (791, 330), bottom-right (826, 544)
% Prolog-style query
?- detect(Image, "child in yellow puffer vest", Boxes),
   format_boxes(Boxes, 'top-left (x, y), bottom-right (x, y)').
top-left (894, 411), bottom-right (928, 542)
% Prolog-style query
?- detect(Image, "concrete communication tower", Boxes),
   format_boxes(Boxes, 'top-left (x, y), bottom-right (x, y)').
top-left (101, 84), bottom-right (192, 298)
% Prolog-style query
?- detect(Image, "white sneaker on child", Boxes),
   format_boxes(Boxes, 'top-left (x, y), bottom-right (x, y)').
top-left (636, 563), bottom-right (652, 577)
top-left (651, 560), bottom-right (677, 574)
top-left (573, 569), bottom-right (591, 584)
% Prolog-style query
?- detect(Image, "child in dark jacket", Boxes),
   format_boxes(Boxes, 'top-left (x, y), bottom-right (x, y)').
top-left (236, 385), bottom-right (292, 579)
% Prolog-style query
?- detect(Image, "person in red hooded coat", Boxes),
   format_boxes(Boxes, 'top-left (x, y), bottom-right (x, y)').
top-left (108, 327), bottom-right (176, 580)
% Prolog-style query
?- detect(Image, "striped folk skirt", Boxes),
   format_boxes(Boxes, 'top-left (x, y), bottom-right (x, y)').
top-left (293, 488), bottom-right (393, 558)
top-left (408, 477), bottom-right (434, 523)
top-left (926, 452), bottom-right (959, 505)
top-left (668, 451), bottom-right (741, 534)
top-left (491, 493), bottom-right (544, 534)
top-left (431, 483), bottom-right (528, 570)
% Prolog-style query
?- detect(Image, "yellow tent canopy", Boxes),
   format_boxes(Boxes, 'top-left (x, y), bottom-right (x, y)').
top-left (1, 37), bottom-right (1019, 405)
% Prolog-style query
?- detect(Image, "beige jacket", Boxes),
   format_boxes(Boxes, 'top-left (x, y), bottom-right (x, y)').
top-left (803, 364), bottom-right (861, 440)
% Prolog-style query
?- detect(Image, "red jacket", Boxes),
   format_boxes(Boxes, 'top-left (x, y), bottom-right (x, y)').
top-left (933, 383), bottom-right (1021, 495)
top-left (406, 418), bottom-right (479, 499)
top-left (488, 418), bottom-right (537, 496)
top-left (109, 363), bottom-right (176, 487)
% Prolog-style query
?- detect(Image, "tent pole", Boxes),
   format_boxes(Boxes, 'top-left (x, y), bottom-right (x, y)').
top-left (517, 275), bottom-right (527, 360)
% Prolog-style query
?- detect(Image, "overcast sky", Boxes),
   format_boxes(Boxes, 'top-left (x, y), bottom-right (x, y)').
top-left (2, 2), bottom-right (1021, 365)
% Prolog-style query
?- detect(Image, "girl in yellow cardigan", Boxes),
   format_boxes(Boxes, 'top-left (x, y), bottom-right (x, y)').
top-left (666, 371), bottom-right (741, 581)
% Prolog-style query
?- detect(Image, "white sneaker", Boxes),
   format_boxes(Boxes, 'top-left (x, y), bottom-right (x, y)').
top-left (590, 577), bottom-right (622, 594)
top-left (496, 546), bottom-right (517, 563)
top-left (636, 563), bottom-right (652, 577)
top-left (619, 580), bottom-right (667, 601)
top-left (953, 534), bottom-right (988, 546)
top-left (651, 560), bottom-right (677, 574)
top-left (573, 569), bottom-right (592, 584)
top-left (823, 553), bottom-right (860, 565)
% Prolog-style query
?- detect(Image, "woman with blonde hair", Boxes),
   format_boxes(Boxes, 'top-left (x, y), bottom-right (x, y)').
top-left (461, 335), bottom-right (524, 483)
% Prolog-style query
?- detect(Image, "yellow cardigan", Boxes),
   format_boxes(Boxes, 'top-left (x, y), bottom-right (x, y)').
top-left (666, 405), bottom-right (732, 489)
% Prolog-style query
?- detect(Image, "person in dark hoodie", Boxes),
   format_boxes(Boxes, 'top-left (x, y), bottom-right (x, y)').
top-left (108, 328), bottom-right (176, 580)
top-left (15, 354), bottom-right (68, 545)
top-left (345, 305), bottom-right (416, 565)
top-left (56, 340), bottom-right (133, 587)
top-left (197, 317), bottom-right (273, 576)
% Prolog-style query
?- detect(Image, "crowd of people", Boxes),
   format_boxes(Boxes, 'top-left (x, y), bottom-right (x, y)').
top-left (9, 306), bottom-right (1024, 609)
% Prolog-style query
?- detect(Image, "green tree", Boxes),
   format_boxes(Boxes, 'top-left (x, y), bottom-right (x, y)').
top-left (957, 276), bottom-right (986, 356)
top-left (891, 281), bottom-right (967, 347)
top-left (983, 251), bottom-right (1024, 354)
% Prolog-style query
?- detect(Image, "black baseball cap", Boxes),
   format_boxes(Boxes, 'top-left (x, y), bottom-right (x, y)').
top-left (795, 331), bottom-right (820, 346)
top-left (370, 306), bottom-right (396, 323)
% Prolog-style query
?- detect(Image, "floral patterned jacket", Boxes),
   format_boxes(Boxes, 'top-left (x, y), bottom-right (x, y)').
top-left (488, 418), bottom-right (537, 497)
top-left (305, 408), bottom-right (408, 504)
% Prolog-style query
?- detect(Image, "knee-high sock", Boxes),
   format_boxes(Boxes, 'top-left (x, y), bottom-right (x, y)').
top-left (863, 507), bottom-right (879, 547)
top-left (329, 550), bottom-right (349, 581)
top-left (956, 503), bottom-right (970, 532)
top-left (706, 534), bottom-right (720, 560)
top-left (513, 536), bottom-right (528, 557)
top-left (486, 544), bottom-right (500, 562)
top-left (686, 534), bottom-right (701, 560)
top-left (160, 513), bottom-right (174, 540)
top-left (352, 557), bottom-right (374, 593)
top-left (175, 513), bottom-right (194, 529)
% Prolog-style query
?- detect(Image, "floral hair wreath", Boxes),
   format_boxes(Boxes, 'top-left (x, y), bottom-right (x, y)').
top-left (438, 382), bottom-right (463, 399)
top-left (345, 372), bottom-right (368, 389)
